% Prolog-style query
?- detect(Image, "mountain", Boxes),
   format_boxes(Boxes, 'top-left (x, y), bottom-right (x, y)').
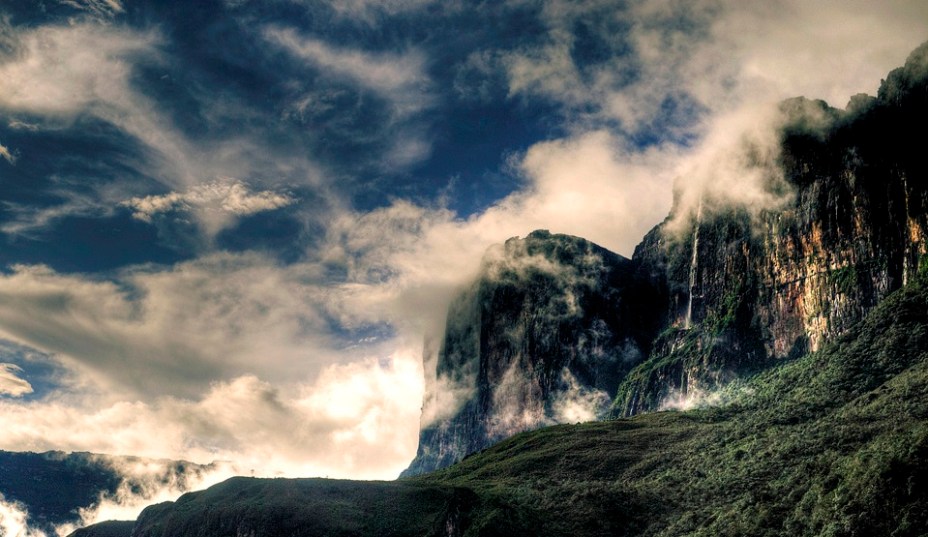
top-left (403, 41), bottom-right (928, 474)
top-left (615, 40), bottom-right (928, 416)
top-left (0, 450), bottom-right (212, 535)
top-left (116, 272), bottom-right (928, 536)
top-left (402, 230), bottom-right (663, 476)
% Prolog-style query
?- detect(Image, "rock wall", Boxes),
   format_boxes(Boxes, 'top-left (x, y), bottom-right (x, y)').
top-left (614, 42), bottom-right (928, 415)
top-left (402, 230), bottom-right (663, 476)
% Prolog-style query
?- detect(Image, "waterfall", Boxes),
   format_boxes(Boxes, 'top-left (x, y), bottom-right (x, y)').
top-left (685, 202), bottom-right (702, 329)
top-left (902, 174), bottom-right (911, 287)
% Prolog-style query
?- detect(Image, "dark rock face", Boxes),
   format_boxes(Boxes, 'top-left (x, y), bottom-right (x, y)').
top-left (614, 42), bottom-right (928, 415)
top-left (406, 42), bottom-right (928, 467)
top-left (402, 230), bottom-right (663, 476)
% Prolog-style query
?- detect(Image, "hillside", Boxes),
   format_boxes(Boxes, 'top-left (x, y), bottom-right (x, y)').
top-left (126, 273), bottom-right (928, 536)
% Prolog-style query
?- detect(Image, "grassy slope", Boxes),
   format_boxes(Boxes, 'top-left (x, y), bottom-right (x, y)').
top-left (133, 279), bottom-right (928, 537)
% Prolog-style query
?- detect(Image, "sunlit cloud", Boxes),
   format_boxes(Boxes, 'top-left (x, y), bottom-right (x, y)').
top-left (0, 364), bottom-right (32, 397)
top-left (0, 142), bottom-right (14, 164)
top-left (0, 354), bottom-right (423, 480)
top-left (123, 180), bottom-right (295, 237)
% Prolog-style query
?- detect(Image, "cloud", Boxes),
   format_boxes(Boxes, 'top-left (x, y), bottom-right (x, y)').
top-left (0, 191), bottom-right (112, 238)
top-left (0, 21), bottom-right (325, 239)
top-left (0, 257), bottom-right (342, 400)
top-left (123, 180), bottom-right (295, 236)
top-left (0, 142), bottom-right (14, 164)
top-left (500, 0), bottom-right (928, 132)
top-left (0, 23), bottom-right (157, 120)
top-left (0, 355), bottom-right (423, 480)
top-left (264, 27), bottom-right (431, 117)
top-left (322, 0), bottom-right (438, 21)
top-left (264, 26), bottom-right (434, 168)
top-left (551, 369), bottom-right (610, 423)
top-left (0, 494), bottom-right (46, 537)
top-left (0, 364), bottom-right (32, 397)
top-left (0, 0), bottom-right (924, 486)
top-left (55, 0), bottom-right (124, 17)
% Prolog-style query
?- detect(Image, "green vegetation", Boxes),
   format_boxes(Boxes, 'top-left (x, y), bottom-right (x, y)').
top-left (129, 278), bottom-right (928, 537)
top-left (829, 265), bottom-right (859, 295)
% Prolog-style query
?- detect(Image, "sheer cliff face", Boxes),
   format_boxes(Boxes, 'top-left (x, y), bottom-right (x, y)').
top-left (406, 43), bottom-right (928, 471)
top-left (402, 230), bottom-right (663, 476)
top-left (616, 43), bottom-right (928, 415)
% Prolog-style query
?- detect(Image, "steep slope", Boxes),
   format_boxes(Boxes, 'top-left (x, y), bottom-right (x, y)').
top-left (402, 230), bottom-right (663, 475)
top-left (127, 273), bottom-right (928, 537)
top-left (613, 41), bottom-right (928, 415)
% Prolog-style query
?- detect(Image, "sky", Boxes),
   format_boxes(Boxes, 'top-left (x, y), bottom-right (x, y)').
top-left (0, 0), bottom-right (926, 506)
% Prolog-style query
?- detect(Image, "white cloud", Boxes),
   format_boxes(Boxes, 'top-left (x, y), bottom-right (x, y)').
top-left (501, 0), bottom-right (928, 132)
top-left (0, 364), bottom-right (32, 398)
top-left (0, 22), bottom-right (325, 237)
top-left (264, 27), bottom-right (431, 116)
top-left (123, 180), bottom-right (295, 236)
top-left (0, 24), bottom-right (157, 121)
top-left (0, 142), bottom-right (14, 164)
top-left (0, 494), bottom-right (45, 537)
top-left (0, 355), bottom-right (423, 480)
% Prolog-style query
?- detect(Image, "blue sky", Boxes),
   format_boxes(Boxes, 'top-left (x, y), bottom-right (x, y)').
top-left (0, 0), bottom-right (925, 492)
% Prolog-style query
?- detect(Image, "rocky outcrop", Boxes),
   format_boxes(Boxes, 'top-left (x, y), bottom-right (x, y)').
top-left (614, 42), bottom-right (928, 415)
top-left (402, 230), bottom-right (663, 476)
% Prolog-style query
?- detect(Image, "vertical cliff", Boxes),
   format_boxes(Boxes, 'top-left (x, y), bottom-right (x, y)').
top-left (614, 42), bottom-right (928, 415)
top-left (405, 42), bottom-right (928, 472)
top-left (402, 230), bottom-right (663, 476)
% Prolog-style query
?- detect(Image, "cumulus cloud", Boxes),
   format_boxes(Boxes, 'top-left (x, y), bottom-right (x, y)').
top-left (0, 257), bottom-right (342, 400)
top-left (501, 0), bottom-right (928, 128)
top-left (0, 364), bottom-right (32, 398)
top-left (0, 355), bottom-right (423, 480)
top-left (0, 24), bottom-right (157, 121)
